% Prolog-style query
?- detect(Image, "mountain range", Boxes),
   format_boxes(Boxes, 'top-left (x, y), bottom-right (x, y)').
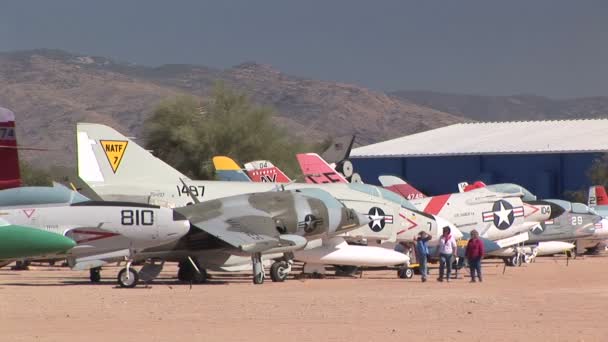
top-left (1, 49), bottom-right (606, 168)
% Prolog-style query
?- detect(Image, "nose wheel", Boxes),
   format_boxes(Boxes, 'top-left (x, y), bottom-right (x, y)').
top-left (117, 267), bottom-right (139, 288)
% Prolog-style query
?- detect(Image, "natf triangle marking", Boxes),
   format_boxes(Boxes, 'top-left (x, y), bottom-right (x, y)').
top-left (23, 209), bottom-right (36, 218)
top-left (100, 140), bottom-right (128, 173)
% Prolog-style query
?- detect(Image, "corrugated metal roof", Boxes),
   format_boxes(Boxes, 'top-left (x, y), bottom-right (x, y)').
top-left (351, 119), bottom-right (608, 158)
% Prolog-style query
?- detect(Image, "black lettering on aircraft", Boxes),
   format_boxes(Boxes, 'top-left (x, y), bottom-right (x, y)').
top-left (121, 209), bottom-right (154, 226)
top-left (176, 185), bottom-right (205, 198)
top-left (305, 172), bottom-right (342, 184)
top-left (105, 144), bottom-right (124, 153)
top-left (260, 174), bottom-right (277, 183)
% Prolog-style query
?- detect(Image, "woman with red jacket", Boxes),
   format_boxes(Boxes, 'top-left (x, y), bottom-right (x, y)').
top-left (465, 229), bottom-right (485, 283)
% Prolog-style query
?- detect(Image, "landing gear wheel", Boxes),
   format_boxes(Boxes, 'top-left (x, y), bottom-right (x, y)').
top-left (177, 260), bottom-right (207, 283)
top-left (90, 267), bottom-right (101, 283)
top-left (510, 254), bottom-right (522, 267)
top-left (253, 272), bottom-right (265, 285)
top-left (398, 267), bottom-right (414, 279)
top-left (117, 268), bottom-right (139, 288)
top-left (251, 253), bottom-right (265, 285)
top-left (334, 265), bottom-right (359, 277)
top-left (270, 261), bottom-right (289, 282)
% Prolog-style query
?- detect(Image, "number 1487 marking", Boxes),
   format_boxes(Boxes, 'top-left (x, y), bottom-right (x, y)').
top-left (176, 185), bottom-right (205, 198)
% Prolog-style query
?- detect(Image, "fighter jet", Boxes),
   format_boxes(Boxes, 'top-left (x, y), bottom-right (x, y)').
top-left (582, 185), bottom-right (608, 253)
top-left (75, 123), bottom-right (455, 278)
top-left (0, 199), bottom-right (191, 287)
top-left (376, 175), bottom-right (563, 245)
top-left (215, 156), bottom-right (502, 266)
top-left (172, 189), bottom-right (367, 284)
top-left (290, 152), bottom-right (559, 246)
top-left (491, 199), bottom-right (602, 265)
top-left (0, 217), bottom-right (76, 260)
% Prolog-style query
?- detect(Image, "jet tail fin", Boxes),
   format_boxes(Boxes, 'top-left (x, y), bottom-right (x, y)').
top-left (0, 108), bottom-right (21, 190)
top-left (378, 175), bottom-right (426, 200)
top-left (76, 123), bottom-right (188, 186)
top-left (320, 135), bottom-right (355, 164)
top-left (589, 185), bottom-right (608, 207)
top-left (212, 156), bottom-right (252, 182)
top-left (296, 153), bottom-right (348, 184)
top-left (244, 160), bottom-right (291, 183)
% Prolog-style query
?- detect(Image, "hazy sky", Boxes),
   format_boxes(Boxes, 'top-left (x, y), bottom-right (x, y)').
top-left (1, 0), bottom-right (607, 97)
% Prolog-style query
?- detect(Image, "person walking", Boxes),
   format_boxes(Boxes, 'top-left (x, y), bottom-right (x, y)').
top-left (415, 231), bottom-right (431, 282)
top-left (437, 226), bottom-right (457, 282)
top-left (465, 229), bottom-right (485, 282)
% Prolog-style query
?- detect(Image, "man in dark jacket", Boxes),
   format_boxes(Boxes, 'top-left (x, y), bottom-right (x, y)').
top-left (465, 229), bottom-right (485, 283)
top-left (415, 231), bottom-right (431, 282)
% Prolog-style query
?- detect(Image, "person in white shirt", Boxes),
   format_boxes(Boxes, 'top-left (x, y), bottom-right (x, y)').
top-left (437, 226), bottom-right (457, 282)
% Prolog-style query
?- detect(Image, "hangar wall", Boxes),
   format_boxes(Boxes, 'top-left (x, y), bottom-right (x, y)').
top-left (351, 152), bottom-right (603, 199)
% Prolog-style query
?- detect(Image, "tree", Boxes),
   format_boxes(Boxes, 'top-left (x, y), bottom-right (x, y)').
top-left (563, 153), bottom-right (608, 203)
top-left (19, 161), bottom-right (52, 186)
top-left (144, 84), bottom-right (317, 179)
top-left (587, 153), bottom-right (608, 188)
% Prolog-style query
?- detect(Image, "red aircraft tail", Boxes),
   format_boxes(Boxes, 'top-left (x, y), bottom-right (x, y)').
top-left (589, 185), bottom-right (608, 207)
top-left (296, 153), bottom-right (349, 184)
top-left (377, 175), bottom-right (426, 200)
top-left (0, 108), bottom-right (20, 190)
top-left (460, 181), bottom-right (487, 192)
top-left (244, 160), bottom-right (291, 183)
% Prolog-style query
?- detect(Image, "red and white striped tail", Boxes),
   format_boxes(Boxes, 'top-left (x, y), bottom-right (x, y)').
top-left (589, 186), bottom-right (608, 207)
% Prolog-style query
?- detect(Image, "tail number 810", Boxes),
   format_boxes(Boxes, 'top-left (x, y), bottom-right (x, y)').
top-left (121, 210), bottom-right (154, 226)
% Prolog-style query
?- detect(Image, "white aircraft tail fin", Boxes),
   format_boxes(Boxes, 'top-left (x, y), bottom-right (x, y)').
top-left (76, 123), bottom-right (188, 186)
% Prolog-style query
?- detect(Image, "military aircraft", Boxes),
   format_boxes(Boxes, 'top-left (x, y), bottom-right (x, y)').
top-left (491, 199), bottom-right (602, 265)
top-left (584, 185), bottom-right (608, 253)
top-left (375, 175), bottom-right (562, 244)
top-left (75, 123), bottom-right (457, 278)
top-left (215, 156), bottom-right (504, 268)
top-left (1, 199), bottom-right (191, 287)
top-left (0, 217), bottom-right (76, 260)
top-left (588, 185), bottom-right (608, 215)
top-left (173, 189), bottom-right (367, 284)
top-left (290, 152), bottom-right (560, 245)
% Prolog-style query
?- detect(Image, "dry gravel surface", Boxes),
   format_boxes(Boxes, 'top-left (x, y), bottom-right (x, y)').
top-left (1, 256), bottom-right (607, 342)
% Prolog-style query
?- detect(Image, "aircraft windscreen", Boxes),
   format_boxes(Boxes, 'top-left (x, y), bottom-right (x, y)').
top-left (571, 202), bottom-right (594, 214)
top-left (0, 185), bottom-right (89, 207)
top-left (486, 183), bottom-right (537, 201)
top-left (346, 183), bottom-right (418, 210)
top-left (296, 188), bottom-right (344, 209)
top-left (547, 199), bottom-right (572, 212)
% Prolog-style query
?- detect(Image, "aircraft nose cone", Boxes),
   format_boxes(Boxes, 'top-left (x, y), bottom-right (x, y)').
top-left (524, 200), bottom-right (565, 220)
top-left (545, 202), bottom-right (565, 219)
top-left (0, 225), bottom-right (76, 259)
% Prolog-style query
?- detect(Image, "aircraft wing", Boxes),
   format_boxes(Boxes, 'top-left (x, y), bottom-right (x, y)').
top-left (183, 206), bottom-right (308, 254)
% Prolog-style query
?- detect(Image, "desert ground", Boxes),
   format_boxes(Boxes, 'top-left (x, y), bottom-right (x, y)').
top-left (0, 256), bottom-right (606, 342)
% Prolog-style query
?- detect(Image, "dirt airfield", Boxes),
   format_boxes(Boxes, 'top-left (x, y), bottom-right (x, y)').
top-left (1, 256), bottom-right (607, 342)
